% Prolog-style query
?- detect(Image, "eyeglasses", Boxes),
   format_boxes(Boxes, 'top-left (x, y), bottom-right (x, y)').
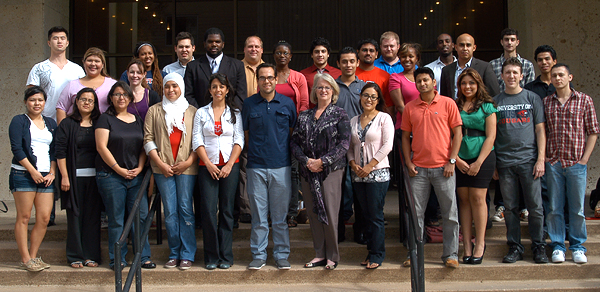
top-left (112, 93), bottom-right (129, 99)
top-left (274, 51), bottom-right (290, 56)
top-left (258, 76), bottom-right (276, 82)
top-left (316, 86), bottom-right (332, 91)
top-left (361, 93), bottom-right (379, 101)
top-left (78, 98), bottom-right (94, 104)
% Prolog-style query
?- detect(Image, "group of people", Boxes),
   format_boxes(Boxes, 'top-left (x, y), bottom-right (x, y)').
top-left (10, 24), bottom-right (596, 274)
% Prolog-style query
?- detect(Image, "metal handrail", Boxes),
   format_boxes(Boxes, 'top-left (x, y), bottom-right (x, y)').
top-left (398, 151), bottom-right (425, 292)
top-left (114, 169), bottom-right (161, 292)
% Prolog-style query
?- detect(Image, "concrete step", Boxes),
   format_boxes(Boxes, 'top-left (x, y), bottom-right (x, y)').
top-left (2, 234), bottom-right (600, 265)
top-left (0, 256), bottom-right (598, 286)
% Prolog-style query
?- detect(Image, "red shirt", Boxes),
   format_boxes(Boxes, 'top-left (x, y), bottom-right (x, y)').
top-left (355, 67), bottom-right (393, 107)
top-left (169, 127), bottom-right (183, 161)
top-left (300, 64), bottom-right (342, 95)
top-left (544, 90), bottom-right (600, 167)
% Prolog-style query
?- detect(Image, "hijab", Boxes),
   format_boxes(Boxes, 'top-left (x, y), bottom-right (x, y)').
top-left (162, 73), bottom-right (189, 136)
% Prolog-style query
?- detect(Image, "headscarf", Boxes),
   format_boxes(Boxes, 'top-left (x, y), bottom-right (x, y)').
top-left (162, 73), bottom-right (189, 136)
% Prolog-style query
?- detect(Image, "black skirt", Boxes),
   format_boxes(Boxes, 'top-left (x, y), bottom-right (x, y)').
top-left (456, 150), bottom-right (496, 188)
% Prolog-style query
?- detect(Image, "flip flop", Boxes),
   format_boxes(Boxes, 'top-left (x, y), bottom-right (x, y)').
top-left (70, 261), bottom-right (83, 268)
top-left (83, 260), bottom-right (98, 267)
top-left (366, 262), bottom-right (381, 269)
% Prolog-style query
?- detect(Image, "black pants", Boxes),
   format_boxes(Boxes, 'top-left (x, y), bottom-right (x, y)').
top-left (66, 176), bottom-right (102, 264)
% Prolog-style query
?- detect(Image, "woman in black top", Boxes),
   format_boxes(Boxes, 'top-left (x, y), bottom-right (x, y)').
top-left (56, 88), bottom-right (102, 268)
top-left (95, 81), bottom-right (155, 270)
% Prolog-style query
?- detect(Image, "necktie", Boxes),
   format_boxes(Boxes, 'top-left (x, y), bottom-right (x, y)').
top-left (211, 60), bottom-right (217, 74)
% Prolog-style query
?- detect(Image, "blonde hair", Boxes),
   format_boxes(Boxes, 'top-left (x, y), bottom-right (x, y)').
top-left (82, 47), bottom-right (109, 77)
top-left (380, 31), bottom-right (399, 46)
top-left (310, 73), bottom-right (340, 104)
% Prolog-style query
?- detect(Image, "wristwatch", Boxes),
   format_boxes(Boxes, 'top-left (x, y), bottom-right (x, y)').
top-left (449, 158), bottom-right (456, 164)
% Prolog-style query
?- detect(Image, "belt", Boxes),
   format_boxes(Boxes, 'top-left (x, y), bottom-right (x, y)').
top-left (462, 126), bottom-right (486, 137)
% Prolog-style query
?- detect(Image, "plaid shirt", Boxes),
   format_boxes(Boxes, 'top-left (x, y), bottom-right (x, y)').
top-left (490, 54), bottom-right (535, 92)
top-left (544, 90), bottom-right (600, 167)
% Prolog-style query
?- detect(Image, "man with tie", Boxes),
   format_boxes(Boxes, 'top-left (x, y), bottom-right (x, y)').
top-left (184, 27), bottom-right (247, 108)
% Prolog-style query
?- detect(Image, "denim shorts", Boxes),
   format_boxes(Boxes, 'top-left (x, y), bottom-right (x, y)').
top-left (9, 168), bottom-right (54, 193)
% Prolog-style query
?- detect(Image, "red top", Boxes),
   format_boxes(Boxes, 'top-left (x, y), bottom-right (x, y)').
top-left (199, 121), bottom-right (239, 166)
top-left (169, 127), bottom-right (183, 161)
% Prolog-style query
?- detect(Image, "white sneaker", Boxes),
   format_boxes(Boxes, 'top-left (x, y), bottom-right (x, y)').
top-left (491, 206), bottom-right (505, 222)
top-left (551, 250), bottom-right (565, 263)
top-left (519, 209), bottom-right (529, 221)
top-left (572, 250), bottom-right (587, 264)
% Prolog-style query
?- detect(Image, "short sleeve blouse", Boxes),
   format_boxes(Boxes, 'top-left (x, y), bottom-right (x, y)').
top-left (95, 113), bottom-right (144, 172)
top-left (458, 102), bottom-right (497, 160)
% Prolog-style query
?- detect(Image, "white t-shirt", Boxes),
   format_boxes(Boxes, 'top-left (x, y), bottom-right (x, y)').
top-left (29, 118), bottom-right (53, 173)
top-left (26, 59), bottom-right (85, 120)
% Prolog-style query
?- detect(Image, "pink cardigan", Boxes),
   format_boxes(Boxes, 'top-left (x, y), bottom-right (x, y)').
top-left (287, 70), bottom-right (310, 114)
top-left (347, 112), bottom-right (395, 170)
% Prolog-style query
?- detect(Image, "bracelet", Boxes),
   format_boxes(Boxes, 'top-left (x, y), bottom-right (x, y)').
top-left (111, 162), bottom-right (118, 168)
top-left (49, 173), bottom-right (54, 176)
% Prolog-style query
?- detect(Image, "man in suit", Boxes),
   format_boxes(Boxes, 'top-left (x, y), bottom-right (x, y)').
top-left (440, 33), bottom-right (499, 100)
top-left (184, 27), bottom-right (247, 108)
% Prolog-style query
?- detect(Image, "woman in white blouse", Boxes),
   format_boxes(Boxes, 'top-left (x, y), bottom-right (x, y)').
top-left (192, 73), bottom-right (244, 270)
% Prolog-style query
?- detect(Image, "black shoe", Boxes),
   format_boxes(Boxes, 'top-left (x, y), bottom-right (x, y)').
top-left (503, 246), bottom-right (523, 263)
top-left (462, 256), bottom-right (472, 264)
top-left (47, 220), bottom-right (56, 227)
top-left (354, 233), bottom-right (367, 245)
top-left (141, 261), bottom-right (156, 269)
top-left (471, 244), bottom-right (486, 265)
top-left (533, 245), bottom-right (549, 263)
top-left (240, 213), bottom-right (252, 223)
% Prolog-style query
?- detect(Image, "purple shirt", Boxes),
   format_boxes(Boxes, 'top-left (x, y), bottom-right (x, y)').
top-left (128, 88), bottom-right (150, 121)
top-left (56, 77), bottom-right (117, 114)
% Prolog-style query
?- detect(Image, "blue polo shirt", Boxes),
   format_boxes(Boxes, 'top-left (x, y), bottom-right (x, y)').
top-left (242, 91), bottom-right (297, 169)
top-left (374, 56), bottom-right (404, 74)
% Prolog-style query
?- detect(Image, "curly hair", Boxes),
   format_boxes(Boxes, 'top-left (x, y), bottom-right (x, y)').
top-left (456, 68), bottom-right (496, 114)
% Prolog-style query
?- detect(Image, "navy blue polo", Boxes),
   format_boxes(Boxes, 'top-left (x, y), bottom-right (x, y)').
top-left (242, 91), bottom-right (297, 169)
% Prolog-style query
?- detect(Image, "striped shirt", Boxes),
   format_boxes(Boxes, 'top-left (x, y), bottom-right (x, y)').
top-left (544, 90), bottom-right (600, 167)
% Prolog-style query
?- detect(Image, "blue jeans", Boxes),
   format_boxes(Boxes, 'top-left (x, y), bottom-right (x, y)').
top-left (409, 166), bottom-right (459, 261)
top-left (498, 162), bottom-right (544, 253)
top-left (153, 173), bottom-right (196, 261)
top-left (198, 163), bottom-right (240, 265)
top-left (545, 161), bottom-right (587, 253)
top-left (247, 167), bottom-right (291, 261)
top-left (96, 171), bottom-right (151, 265)
top-left (354, 180), bottom-right (389, 265)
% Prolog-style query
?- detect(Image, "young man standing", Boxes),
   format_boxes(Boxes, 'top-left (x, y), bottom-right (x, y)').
top-left (27, 26), bottom-right (85, 122)
top-left (355, 39), bottom-right (394, 115)
top-left (163, 31), bottom-right (196, 77)
top-left (544, 64), bottom-right (599, 264)
top-left (374, 31), bottom-right (403, 74)
top-left (490, 28), bottom-right (535, 92)
top-left (524, 45), bottom-right (559, 99)
top-left (300, 37), bottom-right (341, 94)
top-left (243, 63), bottom-right (296, 270)
top-left (401, 67), bottom-right (462, 268)
top-left (494, 57), bottom-right (548, 264)
top-left (425, 33), bottom-right (456, 92)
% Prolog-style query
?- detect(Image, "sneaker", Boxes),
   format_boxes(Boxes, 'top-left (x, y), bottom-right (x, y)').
top-left (502, 246), bottom-right (523, 263)
top-left (491, 206), bottom-right (505, 222)
top-left (247, 259), bottom-right (266, 270)
top-left (164, 259), bottom-right (179, 268)
top-left (33, 257), bottom-right (51, 269)
top-left (179, 260), bottom-right (192, 270)
top-left (533, 245), bottom-right (549, 263)
top-left (572, 250), bottom-right (587, 264)
top-left (520, 209), bottom-right (529, 221)
top-left (551, 250), bottom-right (565, 263)
top-left (275, 259), bottom-right (291, 270)
top-left (444, 258), bottom-right (459, 268)
top-left (19, 259), bottom-right (44, 272)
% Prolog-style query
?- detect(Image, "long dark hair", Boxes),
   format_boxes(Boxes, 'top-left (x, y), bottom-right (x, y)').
top-left (69, 87), bottom-right (101, 122)
top-left (134, 42), bottom-right (163, 94)
top-left (360, 83), bottom-right (385, 112)
top-left (205, 73), bottom-right (238, 124)
top-left (456, 68), bottom-right (496, 114)
top-left (105, 81), bottom-right (134, 116)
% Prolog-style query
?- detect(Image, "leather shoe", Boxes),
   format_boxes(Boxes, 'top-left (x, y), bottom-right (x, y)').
top-left (354, 233), bottom-right (367, 245)
top-left (205, 264), bottom-right (217, 270)
top-left (471, 244), bottom-right (486, 265)
top-left (141, 261), bottom-right (156, 269)
top-left (218, 263), bottom-right (231, 269)
top-left (503, 246), bottom-right (523, 263)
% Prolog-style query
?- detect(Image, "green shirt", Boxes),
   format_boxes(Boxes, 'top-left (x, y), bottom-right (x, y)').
top-left (458, 102), bottom-right (497, 160)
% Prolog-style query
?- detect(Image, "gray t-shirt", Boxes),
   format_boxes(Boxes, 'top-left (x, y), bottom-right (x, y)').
top-left (494, 89), bottom-right (545, 168)
top-left (335, 76), bottom-right (366, 119)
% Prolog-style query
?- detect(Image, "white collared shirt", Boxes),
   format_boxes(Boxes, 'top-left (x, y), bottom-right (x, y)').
top-left (192, 102), bottom-right (244, 164)
top-left (206, 53), bottom-right (224, 73)
top-left (425, 56), bottom-right (457, 92)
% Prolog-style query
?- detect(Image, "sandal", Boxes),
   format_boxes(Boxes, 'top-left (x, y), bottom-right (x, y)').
top-left (83, 260), bottom-right (98, 267)
top-left (366, 262), bottom-right (381, 269)
top-left (70, 261), bottom-right (83, 268)
top-left (304, 258), bottom-right (327, 268)
top-left (360, 256), bottom-right (370, 266)
top-left (325, 261), bottom-right (338, 270)
top-left (287, 216), bottom-right (298, 227)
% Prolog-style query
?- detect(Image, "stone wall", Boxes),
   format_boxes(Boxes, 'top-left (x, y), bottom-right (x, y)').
top-left (0, 0), bottom-right (69, 200)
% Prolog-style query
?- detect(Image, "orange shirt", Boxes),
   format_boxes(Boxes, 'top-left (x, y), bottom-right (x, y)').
top-left (355, 66), bottom-right (393, 107)
top-left (401, 92), bottom-right (462, 168)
